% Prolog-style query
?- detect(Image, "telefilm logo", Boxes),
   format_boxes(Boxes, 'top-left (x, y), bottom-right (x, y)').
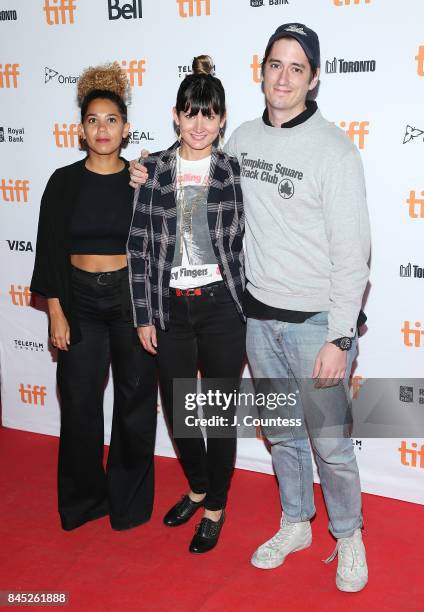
top-left (108, 0), bottom-right (142, 20)
top-left (403, 125), bottom-right (424, 144)
top-left (339, 121), bottom-right (369, 149)
top-left (398, 441), bottom-right (424, 468)
top-left (0, 179), bottom-right (30, 202)
top-left (0, 126), bottom-right (25, 143)
top-left (405, 190), bottom-right (424, 218)
top-left (178, 60), bottom-right (215, 79)
top-left (19, 384), bottom-right (47, 406)
top-left (325, 57), bottom-right (376, 74)
top-left (401, 321), bottom-right (424, 348)
top-left (128, 129), bottom-right (154, 144)
top-left (53, 123), bottom-right (79, 148)
top-left (250, 1), bottom-right (289, 6)
top-left (177, 0), bottom-right (211, 18)
top-left (400, 263), bottom-right (424, 279)
top-left (6, 240), bottom-right (33, 252)
top-left (416, 46), bottom-right (424, 76)
top-left (14, 339), bottom-right (45, 352)
top-left (43, 0), bottom-right (76, 25)
top-left (9, 285), bottom-right (32, 306)
top-left (45, 66), bottom-right (79, 85)
top-left (333, 0), bottom-right (371, 5)
top-left (0, 9), bottom-right (17, 20)
top-left (0, 64), bottom-right (20, 88)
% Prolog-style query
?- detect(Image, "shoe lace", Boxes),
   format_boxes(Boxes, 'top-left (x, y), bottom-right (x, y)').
top-left (323, 537), bottom-right (361, 572)
top-left (268, 519), bottom-right (297, 550)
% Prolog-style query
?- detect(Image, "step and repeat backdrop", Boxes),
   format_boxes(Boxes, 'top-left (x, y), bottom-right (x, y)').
top-left (1, 0), bottom-right (423, 504)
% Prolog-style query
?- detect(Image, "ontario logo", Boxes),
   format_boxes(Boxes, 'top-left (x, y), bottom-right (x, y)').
top-left (45, 66), bottom-right (79, 84)
top-left (403, 125), bottom-right (424, 144)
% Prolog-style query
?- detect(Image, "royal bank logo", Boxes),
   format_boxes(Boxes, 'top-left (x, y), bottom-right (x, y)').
top-left (45, 66), bottom-right (79, 85)
top-left (325, 57), bottom-right (376, 74)
top-left (0, 126), bottom-right (25, 143)
top-left (250, 0), bottom-right (289, 5)
top-left (127, 129), bottom-right (154, 144)
top-left (250, 0), bottom-right (264, 5)
top-left (14, 339), bottom-right (45, 352)
top-left (400, 263), bottom-right (424, 279)
top-left (403, 125), bottom-right (424, 144)
top-left (0, 9), bottom-right (17, 20)
top-left (108, 0), bottom-right (142, 20)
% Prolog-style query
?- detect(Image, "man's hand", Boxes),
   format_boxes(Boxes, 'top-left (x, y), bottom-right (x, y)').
top-left (129, 149), bottom-right (150, 188)
top-left (312, 343), bottom-right (347, 388)
top-left (137, 325), bottom-right (157, 355)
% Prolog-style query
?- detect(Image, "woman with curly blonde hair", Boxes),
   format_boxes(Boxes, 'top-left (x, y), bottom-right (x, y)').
top-left (31, 63), bottom-right (157, 531)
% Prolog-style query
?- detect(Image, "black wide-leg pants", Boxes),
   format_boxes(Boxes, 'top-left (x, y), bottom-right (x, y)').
top-left (156, 283), bottom-right (246, 511)
top-left (57, 267), bottom-right (157, 530)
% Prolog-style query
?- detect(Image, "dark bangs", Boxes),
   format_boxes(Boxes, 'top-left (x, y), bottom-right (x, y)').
top-left (176, 74), bottom-right (226, 117)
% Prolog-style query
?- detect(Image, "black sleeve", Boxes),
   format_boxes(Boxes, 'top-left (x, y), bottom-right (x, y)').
top-left (30, 170), bottom-right (60, 298)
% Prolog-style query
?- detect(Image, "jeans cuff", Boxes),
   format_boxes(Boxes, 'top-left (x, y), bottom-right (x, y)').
top-left (329, 519), bottom-right (363, 539)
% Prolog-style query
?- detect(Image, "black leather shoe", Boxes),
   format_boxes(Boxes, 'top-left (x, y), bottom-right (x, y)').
top-left (189, 510), bottom-right (225, 553)
top-left (163, 494), bottom-right (204, 527)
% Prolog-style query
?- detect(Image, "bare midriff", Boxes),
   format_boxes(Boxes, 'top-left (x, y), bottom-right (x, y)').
top-left (70, 254), bottom-right (127, 273)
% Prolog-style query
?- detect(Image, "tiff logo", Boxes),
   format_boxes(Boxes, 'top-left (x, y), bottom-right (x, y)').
top-left (177, 0), bottom-right (211, 17)
top-left (108, 0), bottom-right (142, 19)
top-left (0, 64), bottom-right (20, 88)
top-left (53, 123), bottom-right (79, 147)
top-left (401, 321), bottom-right (424, 348)
top-left (0, 179), bottom-right (30, 202)
top-left (43, 0), bottom-right (76, 25)
top-left (416, 46), bottom-right (424, 76)
top-left (9, 285), bottom-right (31, 306)
top-left (351, 375), bottom-right (364, 400)
top-left (339, 121), bottom-right (369, 149)
top-left (19, 384), bottom-right (47, 406)
top-left (251, 55), bottom-right (262, 83)
top-left (406, 190), bottom-right (424, 218)
top-left (398, 441), bottom-right (424, 468)
top-left (120, 60), bottom-right (146, 86)
top-left (334, 0), bottom-right (371, 5)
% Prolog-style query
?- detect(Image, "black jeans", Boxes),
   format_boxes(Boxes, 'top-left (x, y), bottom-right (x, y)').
top-left (57, 266), bottom-right (157, 530)
top-left (156, 283), bottom-right (246, 510)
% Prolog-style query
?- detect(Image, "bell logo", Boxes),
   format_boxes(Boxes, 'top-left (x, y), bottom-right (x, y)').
top-left (43, 0), bottom-right (76, 25)
top-left (398, 441), bottom-right (424, 468)
top-left (177, 0), bottom-right (211, 17)
top-left (416, 46), bottom-right (424, 76)
top-left (53, 123), bottom-right (79, 148)
top-left (334, 0), bottom-right (371, 5)
top-left (108, 0), bottom-right (142, 19)
top-left (120, 60), bottom-right (146, 87)
top-left (339, 121), bottom-right (369, 149)
top-left (0, 179), bottom-right (30, 202)
top-left (251, 55), bottom-right (262, 83)
top-left (9, 285), bottom-right (32, 306)
top-left (401, 321), bottom-right (424, 348)
top-left (0, 64), bottom-right (20, 88)
top-left (19, 384), bottom-right (47, 406)
top-left (406, 190), bottom-right (424, 219)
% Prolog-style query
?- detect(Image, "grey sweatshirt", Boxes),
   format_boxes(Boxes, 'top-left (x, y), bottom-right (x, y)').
top-left (225, 109), bottom-right (371, 342)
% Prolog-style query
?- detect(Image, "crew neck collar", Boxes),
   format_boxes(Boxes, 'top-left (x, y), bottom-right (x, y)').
top-left (262, 100), bottom-right (318, 129)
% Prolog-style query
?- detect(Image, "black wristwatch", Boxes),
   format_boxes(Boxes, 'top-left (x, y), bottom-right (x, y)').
top-left (330, 337), bottom-right (353, 351)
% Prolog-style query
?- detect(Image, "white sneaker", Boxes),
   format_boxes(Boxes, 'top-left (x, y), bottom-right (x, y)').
top-left (324, 529), bottom-right (368, 592)
top-left (251, 515), bottom-right (312, 569)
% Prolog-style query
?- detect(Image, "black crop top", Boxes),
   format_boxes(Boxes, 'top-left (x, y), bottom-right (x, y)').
top-left (69, 161), bottom-right (133, 255)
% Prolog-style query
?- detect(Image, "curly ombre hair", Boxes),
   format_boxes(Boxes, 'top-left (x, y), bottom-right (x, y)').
top-left (77, 62), bottom-right (130, 122)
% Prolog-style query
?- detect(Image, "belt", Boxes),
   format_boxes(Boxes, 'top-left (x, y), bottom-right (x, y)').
top-left (170, 281), bottom-right (224, 297)
top-left (71, 265), bottom-right (128, 286)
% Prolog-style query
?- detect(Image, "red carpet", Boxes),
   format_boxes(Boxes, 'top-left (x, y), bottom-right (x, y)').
top-left (0, 426), bottom-right (422, 611)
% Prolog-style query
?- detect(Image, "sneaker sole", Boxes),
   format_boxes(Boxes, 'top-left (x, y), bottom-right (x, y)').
top-left (336, 576), bottom-right (368, 593)
top-left (250, 537), bottom-right (312, 570)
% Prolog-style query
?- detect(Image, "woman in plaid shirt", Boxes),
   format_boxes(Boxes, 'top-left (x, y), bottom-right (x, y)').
top-left (127, 56), bottom-right (246, 554)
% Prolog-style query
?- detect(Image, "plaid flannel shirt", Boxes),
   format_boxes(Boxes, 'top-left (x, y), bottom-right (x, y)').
top-left (127, 142), bottom-right (245, 330)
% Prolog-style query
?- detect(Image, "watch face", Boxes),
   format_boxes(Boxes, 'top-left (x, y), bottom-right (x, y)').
top-left (339, 337), bottom-right (352, 350)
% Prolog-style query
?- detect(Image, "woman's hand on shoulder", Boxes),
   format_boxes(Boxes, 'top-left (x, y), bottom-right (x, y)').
top-left (137, 324), bottom-right (157, 355)
top-left (129, 149), bottom-right (150, 188)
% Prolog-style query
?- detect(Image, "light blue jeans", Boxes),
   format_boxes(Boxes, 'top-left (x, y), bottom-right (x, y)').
top-left (246, 313), bottom-right (363, 539)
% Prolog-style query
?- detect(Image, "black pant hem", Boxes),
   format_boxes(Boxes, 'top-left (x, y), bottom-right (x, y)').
top-left (60, 505), bottom-right (109, 531)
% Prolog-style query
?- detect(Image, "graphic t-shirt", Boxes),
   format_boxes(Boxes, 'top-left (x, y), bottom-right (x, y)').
top-left (170, 150), bottom-right (222, 289)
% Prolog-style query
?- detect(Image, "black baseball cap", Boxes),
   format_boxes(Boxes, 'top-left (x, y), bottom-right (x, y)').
top-left (264, 23), bottom-right (320, 68)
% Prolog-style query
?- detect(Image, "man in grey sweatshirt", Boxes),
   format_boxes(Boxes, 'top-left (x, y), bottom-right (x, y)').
top-left (224, 23), bottom-right (370, 592)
